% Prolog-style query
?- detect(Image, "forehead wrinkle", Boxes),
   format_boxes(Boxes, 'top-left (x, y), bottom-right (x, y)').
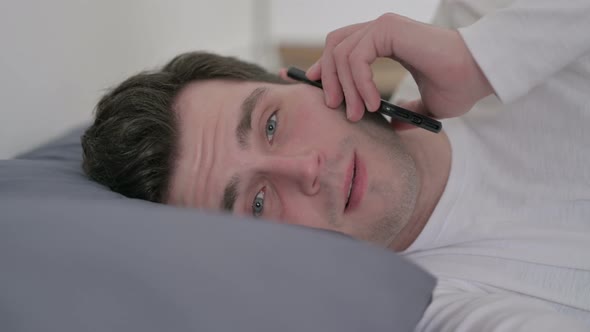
top-left (193, 102), bottom-right (224, 209)
top-left (173, 104), bottom-right (207, 207)
top-left (175, 83), bottom-right (221, 209)
top-left (168, 90), bottom-right (201, 207)
top-left (236, 86), bottom-right (267, 149)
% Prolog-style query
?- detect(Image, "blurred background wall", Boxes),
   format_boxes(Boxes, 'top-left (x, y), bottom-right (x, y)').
top-left (0, 0), bottom-right (439, 158)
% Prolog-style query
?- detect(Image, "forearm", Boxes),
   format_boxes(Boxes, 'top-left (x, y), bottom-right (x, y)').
top-left (459, 0), bottom-right (590, 103)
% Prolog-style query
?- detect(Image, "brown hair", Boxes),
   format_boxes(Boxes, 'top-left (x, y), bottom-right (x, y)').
top-left (81, 51), bottom-right (285, 202)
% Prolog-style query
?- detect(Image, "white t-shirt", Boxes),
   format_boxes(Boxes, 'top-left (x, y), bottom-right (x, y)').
top-left (396, 1), bottom-right (590, 331)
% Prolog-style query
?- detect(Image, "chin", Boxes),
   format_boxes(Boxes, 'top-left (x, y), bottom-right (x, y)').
top-left (349, 112), bottom-right (418, 248)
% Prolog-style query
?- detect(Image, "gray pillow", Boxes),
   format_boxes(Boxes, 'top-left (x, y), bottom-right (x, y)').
top-left (0, 125), bottom-right (435, 332)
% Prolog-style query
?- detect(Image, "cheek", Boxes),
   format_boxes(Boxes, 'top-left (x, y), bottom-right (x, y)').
top-left (279, 194), bottom-right (331, 229)
top-left (359, 139), bottom-right (418, 216)
top-left (288, 107), bottom-right (347, 143)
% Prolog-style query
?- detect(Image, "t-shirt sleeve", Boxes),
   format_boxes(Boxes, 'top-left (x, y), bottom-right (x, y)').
top-left (458, 0), bottom-right (590, 103)
top-left (416, 280), bottom-right (589, 332)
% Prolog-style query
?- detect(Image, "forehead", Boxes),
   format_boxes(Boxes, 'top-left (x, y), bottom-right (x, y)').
top-left (174, 79), bottom-right (260, 119)
top-left (167, 79), bottom-right (270, 205)
top-left (173, 79), bottom-right (271, 145)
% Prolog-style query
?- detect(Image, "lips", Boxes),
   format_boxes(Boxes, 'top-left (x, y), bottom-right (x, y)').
top-left (345, 162), bottom-right (356, 209)
top-left (343, 152), bottom-right (365, 213)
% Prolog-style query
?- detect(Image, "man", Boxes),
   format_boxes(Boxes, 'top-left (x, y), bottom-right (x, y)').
top-left (82, 50), bottom-right (443, 251)
top-left (82, 0), bottom-right (590, 331)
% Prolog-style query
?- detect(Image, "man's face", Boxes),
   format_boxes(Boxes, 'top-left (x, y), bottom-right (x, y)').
top-left (167, 79), bottom-right (418, 247)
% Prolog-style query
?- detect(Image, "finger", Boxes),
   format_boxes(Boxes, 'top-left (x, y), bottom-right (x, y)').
top-left (348, 31), bottom-right (382, 113)
top-left (319, 50), bottom-right (344, 108)
top-left (316, 22), bottom-right (371, 108)
top-left (349, 14), bottom-right (415, 113)
top-left (328, 26), bottom-right (370, 121)
top-left (306, 22), bottom-right (368, 80)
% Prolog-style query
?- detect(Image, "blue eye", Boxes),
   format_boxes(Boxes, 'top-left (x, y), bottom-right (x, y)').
top-left (265, 112), bottom-right (278, 142)
top-left (252, 189), bottom-right (265, 217)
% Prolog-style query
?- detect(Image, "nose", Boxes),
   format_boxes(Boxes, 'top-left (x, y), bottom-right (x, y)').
top-left (259, 150), bottom-right (323, 196)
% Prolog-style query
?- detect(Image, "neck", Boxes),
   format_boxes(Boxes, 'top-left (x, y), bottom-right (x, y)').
top-left (389, 128), bottom-right (451, 252)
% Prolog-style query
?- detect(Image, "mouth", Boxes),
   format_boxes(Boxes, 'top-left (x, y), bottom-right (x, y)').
top-left (345, 161), bottom-right (356, 210)
top-left (343, 152), bottom-right (365, 213)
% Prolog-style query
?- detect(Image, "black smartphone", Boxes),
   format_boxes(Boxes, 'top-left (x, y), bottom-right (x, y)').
top-left (287, 67), bottom-right (442, 133)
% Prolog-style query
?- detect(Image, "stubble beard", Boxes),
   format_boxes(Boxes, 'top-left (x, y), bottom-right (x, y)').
top-left (355, 112), bottom-right (419, 247)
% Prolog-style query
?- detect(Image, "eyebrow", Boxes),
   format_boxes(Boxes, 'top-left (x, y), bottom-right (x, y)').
top-left (236, 86), bottom-right (268, 149)
top-left (221, 86), bottom-right (267, 212)
top-left (221, 175), bottom-right (240, 212)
